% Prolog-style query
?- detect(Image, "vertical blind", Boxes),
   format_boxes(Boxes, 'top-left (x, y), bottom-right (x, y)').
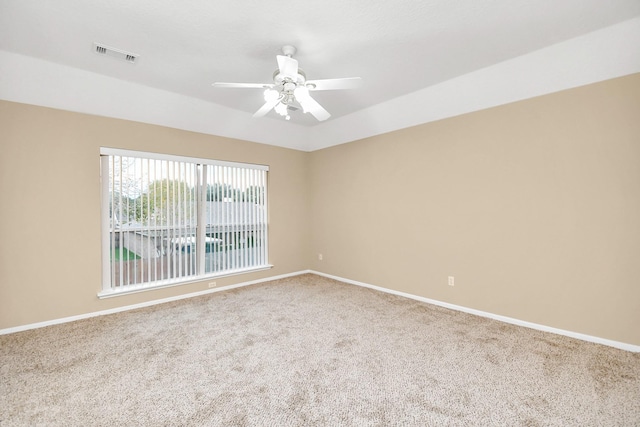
top-left (100, 148), bottom-right (269, 296)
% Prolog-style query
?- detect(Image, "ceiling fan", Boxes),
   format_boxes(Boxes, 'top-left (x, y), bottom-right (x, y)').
top-left (212, 45), bottom-right (362, 122)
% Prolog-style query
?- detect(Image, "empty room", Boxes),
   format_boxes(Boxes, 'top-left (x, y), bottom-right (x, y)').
top-left (1, 1), bottom-right (639, 425)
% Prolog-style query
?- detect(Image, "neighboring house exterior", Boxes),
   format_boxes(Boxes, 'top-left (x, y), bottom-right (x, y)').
top-left (116, 201), bottom-right (266, 258)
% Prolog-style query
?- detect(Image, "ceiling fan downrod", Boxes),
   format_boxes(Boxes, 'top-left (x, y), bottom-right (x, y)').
top-left (281, 45), bottom-right (297, 58)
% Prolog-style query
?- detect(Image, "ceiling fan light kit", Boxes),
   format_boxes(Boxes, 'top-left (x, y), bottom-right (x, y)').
top-left (213, 45), bottom-right (362, 122)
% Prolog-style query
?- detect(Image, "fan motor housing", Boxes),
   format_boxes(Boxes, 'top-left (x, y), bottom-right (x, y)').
top-left (273, 68), bottom-right (306, 87)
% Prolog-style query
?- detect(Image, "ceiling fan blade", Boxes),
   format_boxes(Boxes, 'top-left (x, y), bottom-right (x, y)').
top-left (306, 77), bottom-right (362, 91)
top-left (252, 97), bottom-right (281, 118)
top-left (277, 55), bottom-right (299, 80)
top-left (303, 97), bottom-right (331, 121)
top-left (294, 86), bottom-right (330, 122)
top-left (212, 82), bottom-right (274, 89)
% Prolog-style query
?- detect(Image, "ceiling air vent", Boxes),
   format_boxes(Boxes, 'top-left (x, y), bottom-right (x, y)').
top-left (93, 43), bottom-right (139, 64)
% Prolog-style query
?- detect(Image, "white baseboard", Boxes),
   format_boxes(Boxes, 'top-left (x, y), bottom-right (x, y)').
top-left (0, 270), bottom-right (310, 336)
top-left (310, 270), bottom-right (640, 353)
top-left (4, 269), bottom-right (638, 353)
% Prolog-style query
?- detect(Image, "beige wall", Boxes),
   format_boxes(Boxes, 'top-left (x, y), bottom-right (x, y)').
top-left (310, 73), bottom-right (640, 346)
top-left (0, 101), bottom-right (310, 329)
top-left (2, 73), bottom-right (639, 346)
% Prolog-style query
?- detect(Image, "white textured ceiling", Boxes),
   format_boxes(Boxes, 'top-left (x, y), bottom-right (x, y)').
top-left (1, 0), bottom-right (640, 151)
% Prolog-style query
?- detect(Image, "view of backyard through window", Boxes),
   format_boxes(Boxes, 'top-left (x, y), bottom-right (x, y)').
top-left (100, 149), bottom-right (269, 294)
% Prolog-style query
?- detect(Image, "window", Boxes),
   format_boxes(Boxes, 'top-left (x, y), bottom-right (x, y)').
top-left (100, 148), bottom-right (269, 297)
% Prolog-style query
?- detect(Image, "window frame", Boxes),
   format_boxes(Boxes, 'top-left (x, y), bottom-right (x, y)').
top-left (99, 147), bottom-right (271, 298)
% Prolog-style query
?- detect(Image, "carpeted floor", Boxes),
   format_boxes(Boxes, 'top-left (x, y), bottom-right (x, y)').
top-left (1, 274), bottom-right (639, 426)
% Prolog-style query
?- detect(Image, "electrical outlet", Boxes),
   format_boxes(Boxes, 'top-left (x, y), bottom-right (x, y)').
top-left (318, 254), bottom-right (323, 261)
top-left (208, 282), bottom-right (217, 288)
top-left (448, 276), bottom-right (455, 286)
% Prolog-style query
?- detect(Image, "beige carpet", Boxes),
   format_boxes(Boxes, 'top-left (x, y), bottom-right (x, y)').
top-left (1, 274), bottom-right (639, 426)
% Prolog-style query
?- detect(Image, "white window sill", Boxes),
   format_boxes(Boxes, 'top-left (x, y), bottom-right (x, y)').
top-left (98, 264), bottom-right (273, 299)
